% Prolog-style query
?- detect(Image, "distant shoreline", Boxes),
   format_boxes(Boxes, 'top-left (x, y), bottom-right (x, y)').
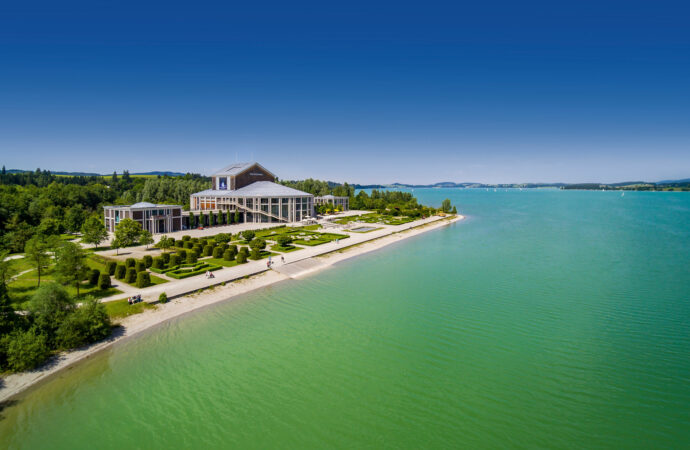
top-left (0, 215), bottom-right (464, 403)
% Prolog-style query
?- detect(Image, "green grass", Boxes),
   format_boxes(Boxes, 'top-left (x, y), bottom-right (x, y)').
top-left (8, 271), bottom-right (123, 309)
top-left (7, 256), bottom-right (34, 274)
top-left (207, 258), bottom-right (239, 268)
top-left (270, 245), bottom-right (300, 253)
top-left (104, 298), bottom-right (157, 320)
top-left (149, 274), bottom-right (168, 285)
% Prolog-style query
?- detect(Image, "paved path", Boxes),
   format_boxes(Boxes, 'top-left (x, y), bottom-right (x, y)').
top-left (97, 215), bottom-right (448, 304)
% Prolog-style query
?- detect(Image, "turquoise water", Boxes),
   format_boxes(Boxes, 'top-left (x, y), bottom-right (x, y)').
top-left (2, 189), bottom-right (689, 448)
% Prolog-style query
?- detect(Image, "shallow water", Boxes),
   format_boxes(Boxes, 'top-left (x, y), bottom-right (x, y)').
top-left (1, 189), bottom-right (689, 448)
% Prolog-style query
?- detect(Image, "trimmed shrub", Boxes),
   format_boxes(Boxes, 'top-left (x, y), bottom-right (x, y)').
top-left (125, 267), bottom-right (137, 284)
top-left (152, 257), bottom-right (164, 269)
top-left (223, 248), bottom-right (235, 261)
top-left (276, 235), bottom-right (293, 247)
top-left (184, 241), bottom-right (193, 249)
top-left (236, 251), bottom-right (247, 264)
top-left (177, 249), bottom-right (187, 260)
top-left (136, 271), bottom-right (151, 288)
top-left (135, 260), bottom-right (146, 273)
top-left (166, 263), bottom-right (222, 279)
top-left (199, 239), bottom-right (208, 247)
top-left (241, 230), bottom-right (255, 241)
top-left (125, 258), bottom-right (135, 268)
top-left (212, 247), bottom-right (223, 258)
top-left (159, 292), bottom-right (168, 303)
top-left (114, 264), bottom-right (126, 280)
top-left (98, 273), bottom-right (111, 289)
top-left (143, 255), bottom-right (153, 268)
top-left (161, 252), bottom-right (170, 264)
top-left (228, 244), bottom-right (238, 254)
top-left (250, 247), bottom-right (262, 260)
top-left (192, 245), bottom-right (202, 254)
top-left (182, 235), bottom-right (191, 241)
top-left (175, 239), bottom-right (184, 247)
top-left (169, 254), bottom-right (180, 267)
top-left (187, 252), bottom-right (197, 264)
top-left (249, 238), bottom-right (266, 250)
top-left (203, 245), bottom-right (213, 256)
top-left (88, 269), bottom-right (100, 286)
top-left (106, 261), bottom-right (117, 276)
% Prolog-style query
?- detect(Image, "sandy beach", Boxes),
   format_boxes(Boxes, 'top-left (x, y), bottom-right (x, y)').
top-left (0, 215), bottom-right (463, 403)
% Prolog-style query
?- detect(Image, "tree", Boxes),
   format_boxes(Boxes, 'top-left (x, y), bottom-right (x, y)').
top-left (56, 297), bottom-right (111, 349)
top-left (37, 217), bottom-right (63, 236)
top-left (0, 250), bottom-right (18, 289)
top-left (189, 211), bottom-right (196, 228)
top-left (80, 215), bottom-right (108, 249)
top-left (28, 283), bottom-right (74, 347)
top-left (113, 218), bottom-right (143, 249)
top-left (63, 205), bottom-right (86, 234)
top-left (155, 235), bottom-right (174, 252)
top-left (24, 236), bottom-right (51, 287)
top-left (111, 236), bottom-right (122, 255)
top-left (4, 328), bottom-right (50, 372)
top-left (441, 198), bottom-right (452, 213)
top-left (249, 238), bottom-right (266, 251)
top-left (54, 242), bottom-right (89, 298)
top-left (139, 230), bottom-right (154, 249)
top-left (112, 171), bottom-right (118, 183)
top-left (234, 211), bottom-right (240, 223)
top-left (276, 235), bottom-right (293, 248)
top-left (242, 230), bottom-right (255, 242)
top-left (215, 233), bottom-right (231, 244)
top-left (451, 206), bottom-right (458, 214)
top-left (227, 210), bottom-right (233, 224)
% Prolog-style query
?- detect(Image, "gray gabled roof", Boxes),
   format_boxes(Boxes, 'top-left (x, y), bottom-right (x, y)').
top-left (212, 162), bottom-right (275, 178)
top-left (192, 181), bottom-right (312, 198)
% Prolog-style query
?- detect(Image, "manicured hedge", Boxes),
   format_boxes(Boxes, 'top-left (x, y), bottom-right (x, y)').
top-left (125, 258), bottom-right (135, 268)
top-left (125, 267), bottom-right (137, 284)
top-left (106, 261), bottom-right (117, 276)
top-left (212, 247), bottom-right (223, 258)
top-left (166, 263), bottom-right (222, 279)
top-left (177, 249), bottom-right (187, 260)
top-left (88, 269), bottom-right (100, 286)
top-left (203, 245), bottom-right (213, 256)
top-left (98, 273), bottom-right (111, 290)
top-left (144, 255), bottom-right (153, 268)
top-left (115, 264), bottom-right (126, 280)
top-left (169, 254), bottom-right (180, 267)
top-left (161, 253), bottom-right (170, 264)
top-left (136, 271), bottom-right (151, 288)
top-left (152, 257), bottom-right (164, 269)
top-left (135, 261), bottom-right (145, 273)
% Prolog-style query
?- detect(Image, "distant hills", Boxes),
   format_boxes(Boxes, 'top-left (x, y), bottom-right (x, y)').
top-left (6, 169), bottom-right (186, 177)
top-left (353, 178), bottom-right (690, 191)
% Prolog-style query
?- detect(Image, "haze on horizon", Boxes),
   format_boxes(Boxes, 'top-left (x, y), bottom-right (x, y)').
top-left (1, 0), bottom-right (689, 185)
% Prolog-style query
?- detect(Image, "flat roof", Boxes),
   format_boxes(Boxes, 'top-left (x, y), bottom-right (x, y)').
top-left (104, 202), bottom-right (182, 210)
top-left (192, 181), bottom-right (312, 198)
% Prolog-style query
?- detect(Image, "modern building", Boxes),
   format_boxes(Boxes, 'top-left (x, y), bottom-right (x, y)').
top-left (315, 194), bottom-right (349, 211)
top-left (189, 162), bottom-right (314, 223)
top-left (103, 202), bottom-right (183, 234)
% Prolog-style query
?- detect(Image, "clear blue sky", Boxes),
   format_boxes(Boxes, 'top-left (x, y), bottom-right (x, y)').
top-left (1, 0), bottom-right (689, 184)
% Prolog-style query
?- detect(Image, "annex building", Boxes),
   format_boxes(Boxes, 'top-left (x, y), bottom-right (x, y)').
top-left (189, 162), bottom-right (314, 223)
top-left (104, 202), bottom-right (183, 234)
top-left (315, 195), bottom-right (349, 211)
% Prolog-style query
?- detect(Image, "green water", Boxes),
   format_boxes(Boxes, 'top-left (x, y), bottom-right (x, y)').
top-left (2, 190), bottom-right (689, 448)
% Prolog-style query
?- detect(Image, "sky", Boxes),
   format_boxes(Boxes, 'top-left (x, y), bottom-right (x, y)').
top-left (1, 0), bottom-right (689, 184)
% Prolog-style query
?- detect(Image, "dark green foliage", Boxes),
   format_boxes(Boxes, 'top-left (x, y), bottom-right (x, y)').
top-left (152, 257), bottom-right (164, 269)
top-left (98, 273), bottom-right (111, 290)
top-left (169, 254), bottom-right (180, 267)
top-left (203, 245), bottom-right (213, 256)
top-left (161, 252), bottom-right (170, 264)
top-left (182, 235), bottom-right (191, 241)
top-left (228, 244), bottom-right (238, 254)
top-left (88, 269), bottom-right (100, 286)
top-left (276, 235), bottom-right (293, 247)
top-left (106, 261), bottom-right (117, 275)
top-left (114, 264), bottom-right (126, 279)
top-left (177, 249), bottom-right (187, 260)
top-left (175, 239), bottom-right (184, 248)
top-left (250, 247), bottom-right (262, 260)
top-left (143, 255), bottom-right (153, 268)
top-left (215, 233), bottom-right (231, 244)
top-left (249, 238), bottom-right (266, 250)
top-left (212, 247), bottom-right (223, 259)
top-left (125, 268), bottom-right (137, 284)
top-left (184, 241), bottom-right (193, 249)
top-left (234, 211), bottom-right (240, 223)
top-left (4, 328), bottom-right (50, 372)
top-left (241, 230), bottom-right (255, 241)
top-left (136, 272), bottom-right (151, 288)
top-left (28, 284), bottom-right (74, 347)
top-left (223, 247), bottom-right (236, 261)
top-left (135, 260), bottom-right (145, 273)
top-left (125, 258), bottom-right (135, 268)
top-left (56, 298), bottom-right (111, 349)
top-left (187, 252), bottom-right (197, 264)
top-left (236, 251), bottom-right (247, 264)
top-left (159, 292), bottom-right (168, 303)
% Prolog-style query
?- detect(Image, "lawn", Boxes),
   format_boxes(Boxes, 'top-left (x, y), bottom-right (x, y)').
top-left (270, 244), bottom-right (301, 253)
top-left (104, 298), bottom-right (157, 320)
top-left (206, 257), bottom-right (239, 268)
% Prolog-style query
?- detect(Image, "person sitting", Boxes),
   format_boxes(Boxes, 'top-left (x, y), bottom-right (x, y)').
top-left (128, 297), bottom-right (132, 305)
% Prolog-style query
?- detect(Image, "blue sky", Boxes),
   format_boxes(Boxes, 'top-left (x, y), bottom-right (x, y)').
top-left (1, 0), bottom-right (689, 184)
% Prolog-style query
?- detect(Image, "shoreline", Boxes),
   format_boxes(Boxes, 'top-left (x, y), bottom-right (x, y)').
top-left (0, 215), bottom-right (464, 403)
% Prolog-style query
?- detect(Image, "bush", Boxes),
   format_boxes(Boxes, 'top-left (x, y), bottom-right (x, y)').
top-left (184, 241), bottom-right (193, 249)
top-left (136, 271), bottom-right (151, 288)
top-left (199, 239), bottom-right (208, 247)
top-left (159, 292), bottom-right (168, 303)
top-left (175, 239), bottom-right (184, 247)
top-left (215, 233), bottom-right (231, 244)
top-left (106, 261), bottom-right (117, 276)
top-left (177, 249), bottom-right (187, 260)
top-left (249, 238), bottom-right (266, 250)
top-left (152, 257), bottom-right (164, 269)
top-left (135, 260), bottom-right (146, 273)
top-left (236, 251), bottom-right (247, 264)
top-left (88, 269), bottom-right (100, 286)
top-left (166, 263), bottom-right (222, 279)
top-left (182, 235), bottom-right (191, 241)
top-left (187, 252), bottom-right (197, 264)
top-left (250, 247), bottom-right (262, 260)
top-left (193, 245), bottom-right (202, 254)
top-left (115, 264), bottom-right (126, 280)
top-left (223, 248), bottom-right (236, 261)
top-left (161, 252), bottom-right (170, 264)
top-left (169, 254), bottom-right (180, 267)
top-left (5, 328), bottom-right (50, 372)
top-left (212, 247), bottom-right (223, 258)
top-left (241, 230), bottom-right (255, 242)
top-left (125, 258), bottom-right (135, 268)
top-left (98, 273), bottom-right (111, 289)
top-left (143, 255), bottom-right (153, 268)
top-left (56, 298), bottom-right (111, 349)
top-left (228, 244), bottom-right (238, 254)
top-left (203, 245), bottom-right (213, 256)
top-left (125, 268), bottom-right (137, 284)
top-left (276, 235), bottom-right (293, 247)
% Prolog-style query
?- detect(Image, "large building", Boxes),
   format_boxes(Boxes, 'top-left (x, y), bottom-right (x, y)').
top-left (315, 195), bottom-right (349, 211)
top-left (104, 202), bottom-right (183, 233)
top-left (189, 162), bottom-right (314, 223)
